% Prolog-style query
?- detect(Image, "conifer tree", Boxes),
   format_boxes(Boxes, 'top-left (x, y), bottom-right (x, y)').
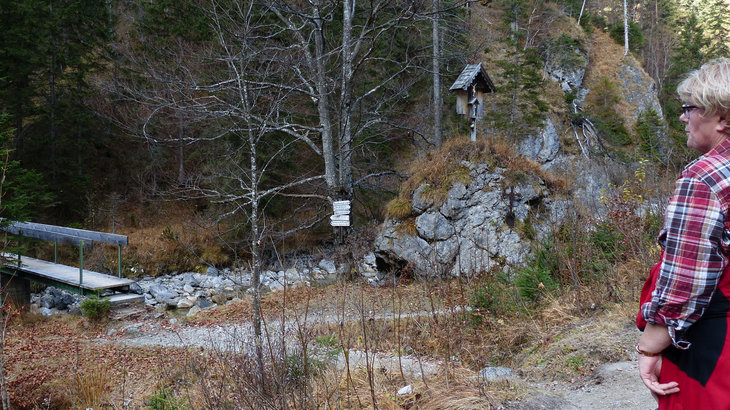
top-left (702, 0), bottom-right (730, 58)
top-left (492, 0), bottom-right (548, 139)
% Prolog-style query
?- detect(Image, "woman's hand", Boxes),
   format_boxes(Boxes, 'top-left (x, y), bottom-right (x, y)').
top-left (638, 354), bottom-right (679, 399)
top-left (637, 323), bottom-right (678, 400)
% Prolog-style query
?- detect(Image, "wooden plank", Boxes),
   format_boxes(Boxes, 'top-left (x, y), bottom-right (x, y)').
top-left (107, 293), bottom-right (144, 305)
top-left (1, 253), bottom-right (134, 290)
top-left (2, 220), bottom-right (128, 246)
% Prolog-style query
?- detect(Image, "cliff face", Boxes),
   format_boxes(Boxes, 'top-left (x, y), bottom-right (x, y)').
top-left (373, 17), bottom-right (666, 279)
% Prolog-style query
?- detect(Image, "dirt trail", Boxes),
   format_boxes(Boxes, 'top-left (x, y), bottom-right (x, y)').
top-left (523, 360), bottom-right (655, 409)
top-left (103, 304), bottom-right (657, 409)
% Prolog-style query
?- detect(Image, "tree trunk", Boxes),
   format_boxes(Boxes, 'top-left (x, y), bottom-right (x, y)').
top-left (432, 0), bottom-right (442, 148)
top-left (244, 81), bottom-right (266, 391)
top-left (339, 0), bottom-right (354, 196)
top-left (623, 0), bottom-right (629, 55)
top-left (578, 0), bottom-right (587, 25)
top-left (49, 0), bottom-right (57, 186)
top-left (177, 115), bottom-right (185, 185)
top-left (312, 1), bottom-right (338, 193)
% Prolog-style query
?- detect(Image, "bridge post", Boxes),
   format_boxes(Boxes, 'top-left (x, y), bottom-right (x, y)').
top-left (1, 274), bottom-right (30, 307)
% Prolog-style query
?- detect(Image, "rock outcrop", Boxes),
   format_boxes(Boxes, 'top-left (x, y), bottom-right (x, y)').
top-left (374, 161), bottom-right (568, 278)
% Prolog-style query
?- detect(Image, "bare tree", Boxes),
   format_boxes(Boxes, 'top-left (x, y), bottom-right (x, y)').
top-left (432, 0), bottom-right (443, 148)
top-left (112, 0), bottom-right (332, 386)
top-left (267, 0), bottom-right (419, 197)
top-left (624, 0), bottom-right (629, 56)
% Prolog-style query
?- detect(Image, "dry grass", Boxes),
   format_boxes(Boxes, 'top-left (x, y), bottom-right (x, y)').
top-left (583, 29), bottom-right (651, 132)
top-left (397, 137), bottom-right (569, 212)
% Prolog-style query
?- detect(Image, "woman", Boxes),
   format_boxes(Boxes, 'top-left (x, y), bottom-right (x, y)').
top-left (637, 58), bottom-right (730, 408)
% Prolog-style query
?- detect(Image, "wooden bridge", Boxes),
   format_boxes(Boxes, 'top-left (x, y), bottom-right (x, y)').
top-left (0, 221), bottom-right (143, 305)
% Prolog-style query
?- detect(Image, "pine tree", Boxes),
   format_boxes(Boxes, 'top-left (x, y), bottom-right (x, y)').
top-left (702, 0), bottom-right (730, 58)
top-left (0, 0), bottom-right (113, 221)
top-left (492, 0), bottom-right (548, 139)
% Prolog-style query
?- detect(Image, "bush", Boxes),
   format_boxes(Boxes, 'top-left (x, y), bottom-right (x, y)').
top-left (515, 245), bottom-right (560, 302)
top-left (146, 388), bottom-right (188, 410)
top-left (608, 21), bottom-right (645, 52)
top-left (80, 295), bottom-right (111, 321)
top-left (636, 109), bottom-right (664, 161)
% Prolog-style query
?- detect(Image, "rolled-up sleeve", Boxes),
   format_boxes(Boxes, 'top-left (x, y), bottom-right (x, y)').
top-left (641, 176), bottom-right (727, 347)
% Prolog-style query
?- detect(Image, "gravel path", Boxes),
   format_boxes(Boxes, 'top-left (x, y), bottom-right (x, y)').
top-left (103, 307), bottom-right (656, 409)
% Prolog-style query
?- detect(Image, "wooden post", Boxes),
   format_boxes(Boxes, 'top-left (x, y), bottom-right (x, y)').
top-left (79, 240), bottom-right (84, 288)
top-left (54, 241), bottom-right (58, 264)
top-left (118, 244), bottom-right (122, 278)
top-left (17, 234), bottom-right (22, 267)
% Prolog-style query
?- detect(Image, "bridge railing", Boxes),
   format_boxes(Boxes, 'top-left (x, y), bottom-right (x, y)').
top-left (1, 220), bottom-right (128, 287)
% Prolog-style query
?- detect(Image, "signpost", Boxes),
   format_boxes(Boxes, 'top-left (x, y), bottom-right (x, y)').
top-left (330, 200), bottom-right (351, 227)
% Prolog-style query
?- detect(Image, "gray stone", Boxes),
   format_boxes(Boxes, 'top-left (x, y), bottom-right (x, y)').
top-left (411, 184), bottom-right (434, 213)
top-left (40, 294), bottom-right (55, 309)
top-left (124, 324), bottom-right (141, 335)
top-left (519, 119), bottom-right (561, 164)
top-left (169, 318), bottom-right (178, 325)
top-left (318, 259), bottom-right (337, 275)
top-left (415, 212), bottom-right (454, 241)
top-left (543, 43), bottom-right (587, 93)
top-left (536, 119), bottom-right (561, 163)
top-left (107, 328), bottom-right (117, 336)
top-left (196, 298), bottom-right (214, 309)
top-left (187, 306), bottom-right (201, 317)
top-left (177, 296), bottom-right (197, 309)
top-left (129, 283), bottom-right (144, 294)
top-left (479, 366), bottom-right (515, 382)
top-left (618, 60), bottom-right (664, 121)
top-left (183, 284), bottom-right (195, 294)
top-left (374, 219), bottom-right (435, 276)
top-left (434, 237), bottom-right (460, 264)
top-left (40, 307), bottom-right (52, 316)
top-left (268, 280), bottom-right (285, 292)
top-left (149, 285), bottom-right (176, 303)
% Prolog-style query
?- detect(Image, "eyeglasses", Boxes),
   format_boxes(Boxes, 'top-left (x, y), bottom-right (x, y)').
top-left (682, 104), bottom-right (700, 116)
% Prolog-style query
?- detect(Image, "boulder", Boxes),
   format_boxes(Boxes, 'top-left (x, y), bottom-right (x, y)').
top-left (318, 259), bottom-right (337, 275)
top-left (187, 305), bottom-right (201, 317)
top-left (177, 296), bottom-right (198, 309)
top-left (149, 285), bottom-right (176, 303)
top-left (415, 212), bottom-right (454, 241)
top-left (129, 282), bottom-right (144, 294)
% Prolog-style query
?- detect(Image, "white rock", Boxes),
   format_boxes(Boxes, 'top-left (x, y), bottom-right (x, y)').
top-left (177, 296), bottom-right (198, 309)
top-left (318, 259), bottom-right (336, 274)
top-left (397, 385), bottom-right (413, 396)
top-left (187, 306), bottom-right (201, 317)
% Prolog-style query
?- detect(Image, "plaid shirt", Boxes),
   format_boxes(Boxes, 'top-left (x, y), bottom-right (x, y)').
top-left (641, 138), bottom-right (730, 348)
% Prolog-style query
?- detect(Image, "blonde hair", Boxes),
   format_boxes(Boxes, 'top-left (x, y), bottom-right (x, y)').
top-left (677, 58), bottom-right (730, 119)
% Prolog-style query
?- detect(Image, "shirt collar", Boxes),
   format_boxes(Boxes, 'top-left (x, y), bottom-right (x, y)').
top-left (685, 137), bottom-right (730, 171)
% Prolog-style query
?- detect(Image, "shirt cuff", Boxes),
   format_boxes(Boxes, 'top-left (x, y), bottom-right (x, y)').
top-left (641, 304), bottom-right (692, 350)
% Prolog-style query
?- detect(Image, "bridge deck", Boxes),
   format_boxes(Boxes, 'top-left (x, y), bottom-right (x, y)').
top-left (1, 253), bottom-right (134, 291)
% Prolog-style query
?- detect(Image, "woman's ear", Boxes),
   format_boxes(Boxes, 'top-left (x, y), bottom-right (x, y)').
top-left (718, 115), bottom-right (730, 134)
